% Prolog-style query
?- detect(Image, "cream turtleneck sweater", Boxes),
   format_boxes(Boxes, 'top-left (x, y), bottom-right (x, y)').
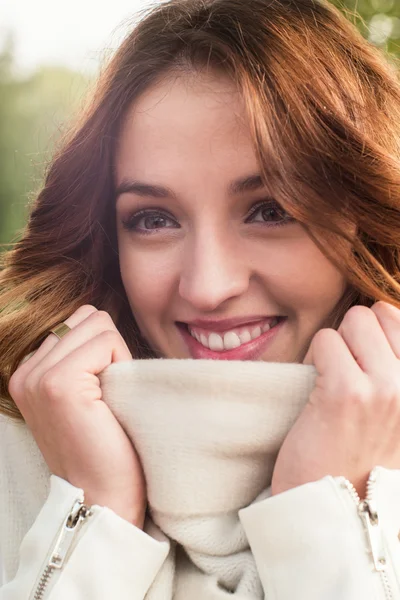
top-left (1, 359), bottom-right (400, 600)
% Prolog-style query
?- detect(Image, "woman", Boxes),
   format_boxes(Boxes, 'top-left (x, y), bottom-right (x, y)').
top-left (1, 0), bottom-right (400, 597)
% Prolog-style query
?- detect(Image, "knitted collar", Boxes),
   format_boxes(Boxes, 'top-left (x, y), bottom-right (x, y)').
top-left (2, 359), bottom-right (316, 590)
top-left (100, 360), bottom-right (316, 518)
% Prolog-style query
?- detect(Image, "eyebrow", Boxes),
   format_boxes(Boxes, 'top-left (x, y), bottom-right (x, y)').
top-left (115, 174), bottom-right (266, 200)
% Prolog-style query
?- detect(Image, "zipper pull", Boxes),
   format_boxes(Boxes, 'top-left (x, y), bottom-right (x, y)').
top-left (48, 500), bottom-right (93, 569)
top-left (358, 499), bottom-right (387, 572)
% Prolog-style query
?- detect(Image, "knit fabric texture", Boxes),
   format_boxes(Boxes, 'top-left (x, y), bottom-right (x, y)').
top-left (0, 359), bottom-right (317, 597)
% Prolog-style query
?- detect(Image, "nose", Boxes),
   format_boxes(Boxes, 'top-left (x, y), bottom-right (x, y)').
top-left (178, 229), bottom-right (250, 312)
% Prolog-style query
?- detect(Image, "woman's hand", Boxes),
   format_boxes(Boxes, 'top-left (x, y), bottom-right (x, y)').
top-left (8, 305), bottom-right (146, 527)
top-left (271, 301), bottom-right (400, 498)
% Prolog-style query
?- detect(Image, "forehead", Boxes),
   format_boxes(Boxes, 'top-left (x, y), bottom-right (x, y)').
top-left (115, 72), bottom-right (257, 183)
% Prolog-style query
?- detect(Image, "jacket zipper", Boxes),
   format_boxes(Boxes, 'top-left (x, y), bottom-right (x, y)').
top-left (340, 468), bottom-right (393, 600)
top-left (30, 495), bottom-right (93, 600)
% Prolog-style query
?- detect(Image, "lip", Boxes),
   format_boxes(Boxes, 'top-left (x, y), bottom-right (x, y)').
top-left (183, 315), bottom-right (280, 333)
top-left (177, 318), bottom-right (286, 361)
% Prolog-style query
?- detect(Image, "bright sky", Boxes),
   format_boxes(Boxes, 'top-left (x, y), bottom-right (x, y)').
top-left (0, 0), bottom-right (159, 74)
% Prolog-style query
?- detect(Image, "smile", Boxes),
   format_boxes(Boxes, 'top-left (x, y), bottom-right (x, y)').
top-left (188, 317), bottom-right (281, 351)
top-left (177, 317), bottom-right (286, 361)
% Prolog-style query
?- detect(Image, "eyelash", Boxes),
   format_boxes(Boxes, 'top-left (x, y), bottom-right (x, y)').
top-left (121, 199), bottom-right (295, 235)
top-left (246, 200), bottom-right (295, 227)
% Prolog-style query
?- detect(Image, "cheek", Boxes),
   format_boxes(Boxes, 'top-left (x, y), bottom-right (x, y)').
top-left (259, 237), bottom-right (346, 314)
top-left (118, 242), bottom-right (179, 323)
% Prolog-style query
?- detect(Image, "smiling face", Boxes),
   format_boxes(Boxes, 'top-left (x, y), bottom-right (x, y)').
top-left (115, 71), bottom-right (347, 363)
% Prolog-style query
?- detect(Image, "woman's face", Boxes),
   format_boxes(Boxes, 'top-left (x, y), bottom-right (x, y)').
top-left (115, 72), bottom-right (346, 362)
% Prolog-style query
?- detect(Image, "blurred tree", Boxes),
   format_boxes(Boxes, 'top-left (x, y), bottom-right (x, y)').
top-left (0, 38), bottom-right (90, 246)
top-left (0, 37), bottom-right (18, 247)
top-left (331, 0), bottom-right (400, 64)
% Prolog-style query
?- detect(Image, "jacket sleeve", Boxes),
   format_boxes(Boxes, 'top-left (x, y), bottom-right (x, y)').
top-left (239, 466), bottom-right (400, 600)
top-left (0, 475), bottom-right (170, 600)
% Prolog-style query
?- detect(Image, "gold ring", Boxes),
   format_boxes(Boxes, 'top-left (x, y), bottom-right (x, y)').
top-left (49, 322), bottom-right (71, 340)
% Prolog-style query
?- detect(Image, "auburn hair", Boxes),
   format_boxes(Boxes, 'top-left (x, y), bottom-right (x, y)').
top-left (1, 0), bottom-right (400, 419)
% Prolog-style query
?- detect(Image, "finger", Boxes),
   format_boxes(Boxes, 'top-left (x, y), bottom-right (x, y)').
top-left (43, 330), bottom-right (132, 394)
top-left (29, 310), bottom-right (132, 380)
top-left (19, 305), bottom-right (98, 372)
top-left (19, 351), bottom-right (36, 366)
top-left (338, 306), bottom-right (396, 375)
top-left (370, 301), bottom-right (400, 359)
top-left (304, 327), bottom-right (362, 391)
top-left (18, 331), bottom-right (131, 425)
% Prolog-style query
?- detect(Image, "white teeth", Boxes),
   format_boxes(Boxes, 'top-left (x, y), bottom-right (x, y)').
top-left (208, 332), bottom-right (224, 351)
top-left (223, 331), bottom-right (241, 350)
top-left (188, 318), bottom-right (283, 351)
top-left (200, 334), bottom-right (209, 348)
top-left (238, 330), bottom-right (252, 344)
top-left (251, 326), bottom-right (262, 340)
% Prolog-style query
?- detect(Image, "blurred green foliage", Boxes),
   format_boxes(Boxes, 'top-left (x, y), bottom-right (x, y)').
top-left (0, 38), bottom-right (90, 248)
top-left (0, 0), bottom-right (399, 247)
top-left (331, 0), bottom-right (400, 60)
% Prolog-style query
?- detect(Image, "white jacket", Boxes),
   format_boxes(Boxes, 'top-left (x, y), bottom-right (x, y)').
top-left (1, 359), bottom-right (400, 600)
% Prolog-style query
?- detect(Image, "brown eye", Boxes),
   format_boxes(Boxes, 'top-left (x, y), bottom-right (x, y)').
top-left (246, 201), bottom-right (295, 227)
top-left (122, 210), bottom-right (179, 233)
top-left (260, 206), bottom-right (285, 222)
top-left (143, 215), bottom-right (169, 229)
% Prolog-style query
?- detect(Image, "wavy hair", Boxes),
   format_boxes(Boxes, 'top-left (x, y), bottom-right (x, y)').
top-left (1, 0), bottom-right (400, 419)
